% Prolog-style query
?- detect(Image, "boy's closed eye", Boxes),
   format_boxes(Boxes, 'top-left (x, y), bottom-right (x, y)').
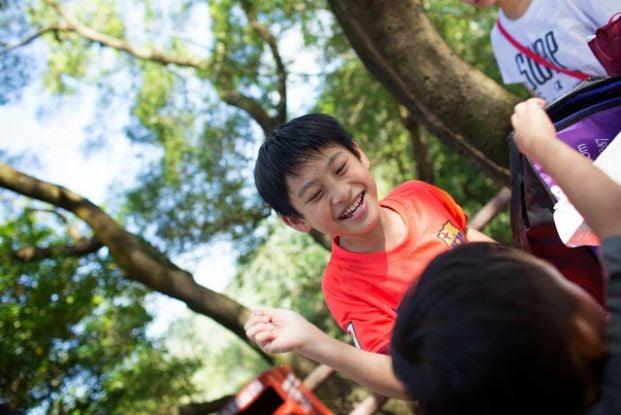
top-left (307, 162), bottom-right (348, 203)
top-left (335, 162), bottom-right (347, 175)
top-left (308, 189), bottom-right (323, 203)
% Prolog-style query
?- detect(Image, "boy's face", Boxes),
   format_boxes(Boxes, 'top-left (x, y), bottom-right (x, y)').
top-left (282, 145), bottom-right (381, 240)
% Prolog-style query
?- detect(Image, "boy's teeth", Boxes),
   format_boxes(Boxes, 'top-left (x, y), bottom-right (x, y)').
top-left (341, 193), bottom-right (363, 219)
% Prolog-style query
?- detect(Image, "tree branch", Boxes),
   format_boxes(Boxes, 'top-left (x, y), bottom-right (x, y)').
top-left (0, 25), bottom-right (64, 55)
top-left (41, 0), bottom-right (283, 136)
top-left (219, 90), bottom-right (278, 135)
top-left (303, 363), bottom-right (335, 391)
top-left (468, 186), bottom-right (511, 231)
top-left (240, 0), bottom-right (288, 125)
top-left (28, 207), bottom-right (84, 240)
top-left (349, 393), bottom-right (389, 415)
top-left (0, 162), bottom-right (270, 361)
top-left (14, 236), bottom-right (103, 262)
top-left (398, 106), bottom-right (434, 183)
top-left (44, 0), bottom-right (207, 68)
top-left (328, 0), bottom-right (516, 184)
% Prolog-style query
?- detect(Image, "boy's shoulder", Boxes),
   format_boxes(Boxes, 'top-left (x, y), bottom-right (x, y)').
top-left (385, 180), bottom-right (446, 204)
top-left (388, 180), bottom-right (435, 197)
top-left (384, 180), bottom-right (467, 230)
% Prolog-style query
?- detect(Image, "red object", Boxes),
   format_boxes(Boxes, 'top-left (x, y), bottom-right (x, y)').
top-left (219, 366), bottom-right (333, 415)
top-left (589, 13), bottom-right (621, 76)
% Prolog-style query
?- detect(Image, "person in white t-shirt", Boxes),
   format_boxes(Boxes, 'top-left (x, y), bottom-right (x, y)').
top-left (461, 0), bottom-right (618, 101)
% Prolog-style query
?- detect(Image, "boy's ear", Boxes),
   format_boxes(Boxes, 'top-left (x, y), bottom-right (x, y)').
top-left (281, 215), bottom-right (312, 233)
top-left (354, 143), bottom-right (370, 168)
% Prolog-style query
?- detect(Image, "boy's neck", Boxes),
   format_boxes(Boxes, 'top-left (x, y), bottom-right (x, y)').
top-left (338, 206), bottom-right (406, 253)
top-left (498, 0), bottom-right (531, 20)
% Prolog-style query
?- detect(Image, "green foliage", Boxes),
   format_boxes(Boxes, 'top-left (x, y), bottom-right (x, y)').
top-left (314, 58), bottom-right (413, 190)
top-left (164, 313), bottom-right (269, 402)
top-left (232, 220), bottom-right (338, 336)
top-left (132, 63), bottom-right (189, 182)
top-left (123, 107), bottom-right (265, 254)
top-left (97, 345), bottom-right (199, 415)
top-left (76, 0), bottom-right (125, 39)
top-left (424, 0), bottom-right (530, 98)
top-left (43, 37), bottom-right (89, 94)
top-left (0, 204), bottom-right (200, 413)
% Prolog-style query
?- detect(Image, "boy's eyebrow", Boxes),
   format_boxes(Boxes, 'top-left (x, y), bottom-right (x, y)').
top-left (298, 151), bottom-right (343, 198)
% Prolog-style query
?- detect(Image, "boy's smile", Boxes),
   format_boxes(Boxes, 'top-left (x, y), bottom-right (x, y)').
top-left (283, 145), bottom-right (386, 250)
top-left (339, 191), bottom-right (365, 220)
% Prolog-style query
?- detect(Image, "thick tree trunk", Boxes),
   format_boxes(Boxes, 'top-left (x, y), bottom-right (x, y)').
top-left (329, 0), bottom-right (520, 184)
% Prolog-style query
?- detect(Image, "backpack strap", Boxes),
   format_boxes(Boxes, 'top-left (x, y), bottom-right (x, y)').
top-left (496, 19), bottom-right (591, 81)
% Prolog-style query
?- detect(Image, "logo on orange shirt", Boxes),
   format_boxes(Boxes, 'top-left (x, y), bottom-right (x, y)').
top-left (437, 221), bottom-right (465, 248)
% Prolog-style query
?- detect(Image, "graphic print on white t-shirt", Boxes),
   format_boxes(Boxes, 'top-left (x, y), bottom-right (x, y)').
top-left (490, 0), bottom-right (615, 102)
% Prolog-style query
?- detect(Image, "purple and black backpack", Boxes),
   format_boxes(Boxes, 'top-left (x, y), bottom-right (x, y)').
top-left (509, 76), bottom-right (621, 305)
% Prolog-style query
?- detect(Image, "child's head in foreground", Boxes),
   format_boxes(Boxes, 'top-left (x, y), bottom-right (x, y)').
top-left (254, 113), bottom-right (379, 236)
top-left (391, 242), bottom-right (607, 415)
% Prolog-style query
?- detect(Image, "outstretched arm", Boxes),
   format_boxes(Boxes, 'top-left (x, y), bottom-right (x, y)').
top-left (245, 308), bottom-right (408, 399)
top-left (511, 98), bottom-right (621, 239)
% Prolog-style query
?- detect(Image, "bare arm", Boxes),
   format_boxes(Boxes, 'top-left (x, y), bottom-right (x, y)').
top-left (511, 98), bottom-right (621, 240)
top-left (466, 228), bottom-right (496, 243)
top-left (245, 309), bottom-right (408, 399)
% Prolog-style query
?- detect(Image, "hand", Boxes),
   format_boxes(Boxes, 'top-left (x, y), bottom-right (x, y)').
top-left (244, 308), bottom-right (322, 354)
top-left (510, 98), bottom-right (556, 158)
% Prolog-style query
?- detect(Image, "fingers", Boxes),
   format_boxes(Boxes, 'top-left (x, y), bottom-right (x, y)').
top-left (510, 108), bottom-right (525, 130)
top-left (245, 314), bottom-right (278, 351)
top-left (253, 328), bottom-right (277, 346)
top-left (513, 98), bottom-right (546, 114)
top-left (245, 311), bottom-right (268, 327)
top-left (245, 313), bottom-right (271, 337)
top-left (511, 99), bottom-right (545, 129)
top-left (245, 320), bottom-right (270, 338)
top-left (510, 114), bottom-right (518, 130)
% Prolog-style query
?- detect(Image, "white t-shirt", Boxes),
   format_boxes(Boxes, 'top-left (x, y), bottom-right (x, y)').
top-left (491, 0), bottom-right (618, 102)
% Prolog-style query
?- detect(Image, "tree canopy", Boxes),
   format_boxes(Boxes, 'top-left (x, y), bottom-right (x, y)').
top-left (1, 0), bottom-right (525, 412)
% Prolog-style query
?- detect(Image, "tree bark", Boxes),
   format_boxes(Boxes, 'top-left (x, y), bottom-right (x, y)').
top-left (13, 236), bottom-right (103, 261)
top-left (399, 106), bottom-right (435, 183)
top-left (328, 0), bottom-right (520, 184)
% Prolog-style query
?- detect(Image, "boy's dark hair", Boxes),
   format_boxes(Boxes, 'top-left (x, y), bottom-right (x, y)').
top-left (254, 113), bottom-right (359, 218)
top-left (391, 243), bottom-right (589, 415)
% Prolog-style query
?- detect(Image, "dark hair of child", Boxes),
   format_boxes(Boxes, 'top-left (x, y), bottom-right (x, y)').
top-left (254, 113), bottom-right (360, 218)
top-left (391, 242), bottom-right (593, 415)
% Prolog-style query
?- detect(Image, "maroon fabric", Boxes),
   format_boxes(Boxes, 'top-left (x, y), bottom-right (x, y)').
top-left (510, 144), bottom-right (604, 306)
top-left (589, 13), bottom-right (621, 76)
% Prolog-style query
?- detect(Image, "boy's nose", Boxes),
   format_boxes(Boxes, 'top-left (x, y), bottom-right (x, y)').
top-left (330, 183), bottom-right (350, 205)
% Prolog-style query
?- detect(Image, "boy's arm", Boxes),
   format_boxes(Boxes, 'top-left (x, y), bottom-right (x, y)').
top-left (245, 308), bottom-right (408, 399)
top-left (466, 228), bottom-right (496, 243)
top-left (511, 98), bottom-right (621, 239)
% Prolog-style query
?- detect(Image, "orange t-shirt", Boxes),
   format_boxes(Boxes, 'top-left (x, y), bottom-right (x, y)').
top-left (322, 181), bottom-right (468, 353)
